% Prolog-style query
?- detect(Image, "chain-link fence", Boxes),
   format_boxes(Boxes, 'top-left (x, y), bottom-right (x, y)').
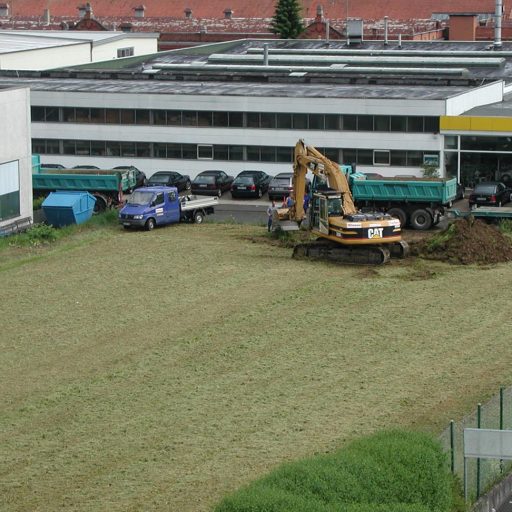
top-left (439, 386), bottom-right (512, 503)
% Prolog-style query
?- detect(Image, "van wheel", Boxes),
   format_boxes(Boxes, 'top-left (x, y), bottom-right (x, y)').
top-left (194, 211), bottom-right (204, 224)
top-left (145, 218), bottom-right (155, 231)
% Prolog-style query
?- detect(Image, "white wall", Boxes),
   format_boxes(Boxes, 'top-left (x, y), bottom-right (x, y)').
top-left (0, 43), bottom-right (91, 71)
top-left (446, 81), bottom-right (504, 116)
top-left (0, 87), bottom-right (32, 226)
top-left (92, 37), bottom-right (158, 62)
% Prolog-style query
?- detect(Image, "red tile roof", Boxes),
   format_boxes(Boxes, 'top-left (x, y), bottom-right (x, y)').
top-left (5, 0), bottom-right (511, 20)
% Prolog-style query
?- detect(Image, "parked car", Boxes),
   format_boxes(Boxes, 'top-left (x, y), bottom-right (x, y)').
top-left (73, 165), bottom-right (100, 170)
top-left (114, 165), bottom-right (147, 189)
top-left (146, 171), bottom-right (190, 192)
top-left (41, 163), bottom-right (65, 170)
top-left (268, 172), bottom-right (310, 201)
top-left (191, 170), bottom-right (234, 197)
top-left (362, 172), bottom-right (384, 180)
top-left (231, 170), bottom-right (271, 199)
top-left (468, 181), bottom-right (511, 207)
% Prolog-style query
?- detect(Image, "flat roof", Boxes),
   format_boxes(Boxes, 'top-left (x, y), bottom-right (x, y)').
top-left (0, 32), bottom-right (82, 54)
top-left (0, 76), bottom-right (471, 100)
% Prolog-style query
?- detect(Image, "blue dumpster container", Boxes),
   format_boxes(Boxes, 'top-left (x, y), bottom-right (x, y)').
top-left (42, 191), bottom-right (96, 227)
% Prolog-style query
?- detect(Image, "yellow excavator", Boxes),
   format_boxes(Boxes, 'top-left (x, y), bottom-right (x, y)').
top-left (276, 140), bottom-right (409, 265)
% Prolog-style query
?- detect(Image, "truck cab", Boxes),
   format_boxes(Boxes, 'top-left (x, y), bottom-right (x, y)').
top-left (119, 186), bottom-right (180, 230)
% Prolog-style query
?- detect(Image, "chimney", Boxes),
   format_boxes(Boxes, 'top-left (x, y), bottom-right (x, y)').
top-left (184, 7), bottom-right (192, 19)
top-left (495, 0), bottom-right (503, 49)
top-left (43, 7), bottom-right (50, 24)
top-left (77, 4), bottom-right (86, 18)
top-left (224, 7), bottom-right (233, 19)
top-left (134, 5), bottom-right (145, 18)
top-left (384, 16), bottom-right (389, 45)
top-left (0, 3), bottom-right (9, 17)
top-left (84, 2), bottom-right (92, 19)
top-left (315, 4), bottom-right (324, 23)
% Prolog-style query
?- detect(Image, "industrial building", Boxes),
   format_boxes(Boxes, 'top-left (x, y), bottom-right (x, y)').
top-left (2, 33), bottom-right (512, 186)
top-left (0, 86), bottom-right (32, 234)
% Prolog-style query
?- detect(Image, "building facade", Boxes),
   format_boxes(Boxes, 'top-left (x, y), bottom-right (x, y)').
top-left (0, 86), bottom-right (32, 233)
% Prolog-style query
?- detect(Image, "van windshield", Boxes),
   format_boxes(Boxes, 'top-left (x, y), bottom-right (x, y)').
top-left (127, 190), bottom-right (154, 205)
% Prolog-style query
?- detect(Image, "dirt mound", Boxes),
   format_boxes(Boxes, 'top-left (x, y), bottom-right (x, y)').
top-left (414, 217), bottom-right (512, 265)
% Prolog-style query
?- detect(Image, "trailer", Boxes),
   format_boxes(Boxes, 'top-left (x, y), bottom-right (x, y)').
top-left (32, 168), bottom-right (137, 212)
top-left (448, 206), bottom-right (512, 223)
top-left (347, 174), bottom-right (458, 230)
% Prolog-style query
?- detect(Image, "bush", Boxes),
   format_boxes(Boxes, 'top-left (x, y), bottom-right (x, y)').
top-left (215, 431), bottom-right (455, 512)
top-left (25, 223), bottom-right (58, 246)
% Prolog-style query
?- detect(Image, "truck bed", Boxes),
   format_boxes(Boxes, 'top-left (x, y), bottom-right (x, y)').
top-left (180, 195), bottom-right (218, 211)
top-left (33, 169), bottom-right (136, 192)
top-left (350, 176), bottom-right (457, 204)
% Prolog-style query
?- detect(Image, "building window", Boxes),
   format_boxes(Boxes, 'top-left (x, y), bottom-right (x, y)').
top-left (197, 144), bottom-right (213, 159)
top-left (0, 160), bottom-right (20, 221)
top-left (117, 47), bottom-right (135, 58)
top-left (374, 150), bottom-right (390, 165)
top-left (182, 144), bottom-right (197, 159)
top-left (358, 116), bottom-right (373, 131)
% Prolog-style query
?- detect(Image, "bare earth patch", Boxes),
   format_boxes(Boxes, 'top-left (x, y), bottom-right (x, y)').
top-left (1, 223), bottom-right (512, 511)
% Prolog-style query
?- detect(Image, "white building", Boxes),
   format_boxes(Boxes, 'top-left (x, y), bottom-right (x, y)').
top-left (0, 31), bottom-right (158, 70)
top-left (0, 39), bottom-right (511, 186)
top-left (0, 86), bottom-right (32, 234)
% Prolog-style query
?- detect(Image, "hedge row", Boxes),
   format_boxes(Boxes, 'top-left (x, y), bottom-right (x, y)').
top-left (215, 430), bottom-right (453, 512)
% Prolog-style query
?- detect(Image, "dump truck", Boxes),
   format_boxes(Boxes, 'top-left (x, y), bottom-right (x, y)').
top-left (32, 167), bottom-right (137, 212)
top-left (346, 172), bottom-right (458, 230)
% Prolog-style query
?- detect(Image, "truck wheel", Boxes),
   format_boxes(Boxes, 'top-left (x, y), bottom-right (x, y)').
top-left (410, 209), bottom-right (432, 230)
top-left (194, 211), bottom-right (204, 224)
top-left (387, 207), bottom-right (407, 227)
top-left (93, 197), bottom-right (107, 214)
top-left (145, 218), bottom-right (156, 231)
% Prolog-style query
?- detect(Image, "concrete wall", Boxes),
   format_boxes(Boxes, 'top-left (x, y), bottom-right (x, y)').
top-left (0, 87), bottom-right (32, 228)
top-left (0, 43), bottom-right (90, 70)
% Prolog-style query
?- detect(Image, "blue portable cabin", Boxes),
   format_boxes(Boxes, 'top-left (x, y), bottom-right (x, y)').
top-left (42, 191), bottom-right (96, 227)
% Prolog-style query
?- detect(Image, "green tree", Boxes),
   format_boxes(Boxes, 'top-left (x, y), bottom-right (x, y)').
top-left (270, 0), bottom-right (304, 39)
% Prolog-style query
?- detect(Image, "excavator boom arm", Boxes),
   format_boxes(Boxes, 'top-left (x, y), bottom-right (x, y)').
top-left (290, 140), bottom-right (357, 221)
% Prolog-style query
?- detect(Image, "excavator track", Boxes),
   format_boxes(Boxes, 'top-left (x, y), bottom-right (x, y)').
top-left (292, 240), bottom-right (391, 265)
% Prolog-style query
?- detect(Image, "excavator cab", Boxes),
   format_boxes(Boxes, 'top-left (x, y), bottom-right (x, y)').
top-left (310, 191), bottom-right (342, 235)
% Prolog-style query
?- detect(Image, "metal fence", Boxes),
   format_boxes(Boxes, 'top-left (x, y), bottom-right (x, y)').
top-left (439, 386), bottom-right (512, 503)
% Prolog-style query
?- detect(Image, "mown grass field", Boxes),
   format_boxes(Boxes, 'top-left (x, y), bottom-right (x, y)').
top-left (1, 221), bottom-right (512, 511)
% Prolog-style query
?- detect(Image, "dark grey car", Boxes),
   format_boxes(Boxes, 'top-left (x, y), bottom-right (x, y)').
top-left (268, 172), bottom-right (310, 201)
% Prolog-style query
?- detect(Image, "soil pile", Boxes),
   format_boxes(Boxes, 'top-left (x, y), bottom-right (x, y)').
top-left (415, 217), bottom-right (512, 265)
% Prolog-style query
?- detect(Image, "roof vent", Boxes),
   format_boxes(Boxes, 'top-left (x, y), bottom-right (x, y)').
top-left (347, 19), bottom-right (363, 45)
top-left (184, 7), bottom-right (192, 19)
top-left (77, 4), bottom-right (87, 18)
top-left (0, 3), bottom-right (9, 16)
top-left (120, 21), bottom-right (132, 32)
top-left (224, 7), bottom-right (233, 19)
top-left (43, 7), bottom-right (50, 24)
top-left (316, 4), bottom-right (324, 22)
